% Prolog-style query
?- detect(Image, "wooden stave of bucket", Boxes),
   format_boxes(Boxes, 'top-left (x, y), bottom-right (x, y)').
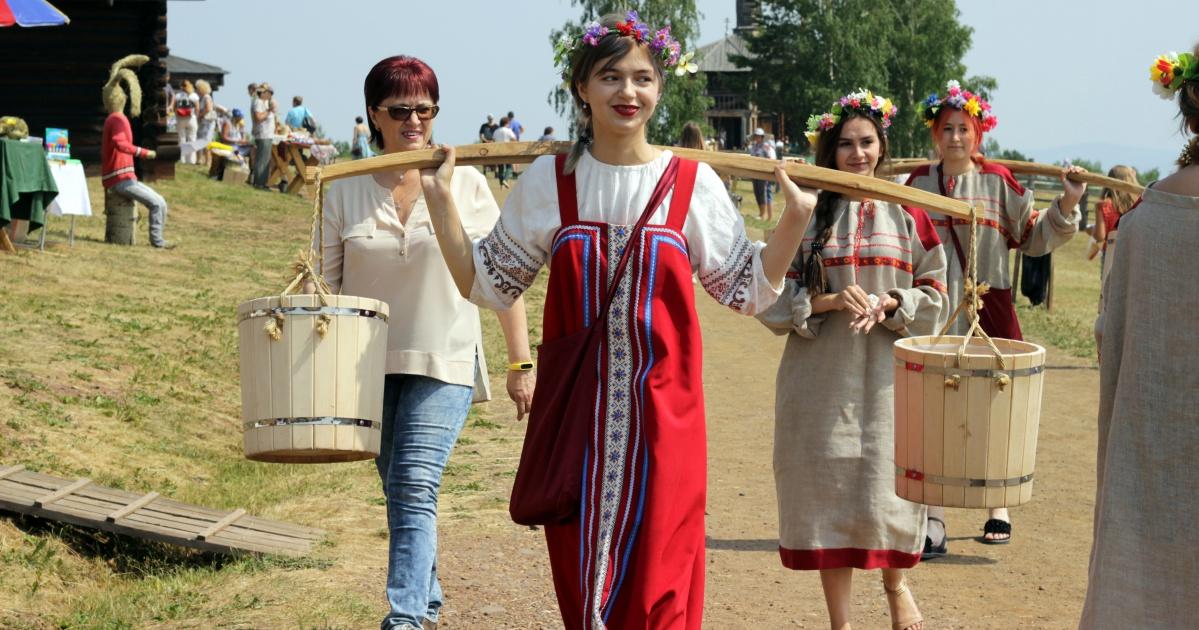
top-left (893, 335), bottom-right (1046, 508)
top-left (237, 294), bottom-right (389, 463)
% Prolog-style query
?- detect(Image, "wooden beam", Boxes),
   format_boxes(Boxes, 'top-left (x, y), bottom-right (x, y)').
top-left (34, 478), bottom-right (92, 508)
top-left (197, 508), bottom-right (247, 541)
top-left (304, 142), bottom-right (976, 220)
top-left (0, 464), bottom-right (25, 481)
top-left (105, 491), bottom-right (160, 523)
top-left (879, 159), bottom-right (1145, 196)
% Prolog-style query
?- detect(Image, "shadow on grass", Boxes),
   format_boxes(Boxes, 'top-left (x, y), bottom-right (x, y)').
top-left (3, 511), bottom-right (331, 577)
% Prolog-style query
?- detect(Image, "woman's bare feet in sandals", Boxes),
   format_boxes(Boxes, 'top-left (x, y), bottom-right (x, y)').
top-left (883, 578), bottom-right (924, 630)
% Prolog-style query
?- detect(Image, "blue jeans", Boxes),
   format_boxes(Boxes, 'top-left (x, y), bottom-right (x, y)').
top-left (110, 179), bottom-right (168, 246)
top-left (376, 373), bottom-right (473, 630)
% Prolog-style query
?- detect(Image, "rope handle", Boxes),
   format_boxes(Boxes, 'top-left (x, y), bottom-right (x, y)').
top-left (930, 203), bottom-right (1009, 371)
top-left (264, 171), bottom-right (335, 340)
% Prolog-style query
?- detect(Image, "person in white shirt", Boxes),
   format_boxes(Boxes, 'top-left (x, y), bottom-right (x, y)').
top-left (491, 116), bottom-right (518, 188)
top-left (319, 55), bottom-right (534, 630)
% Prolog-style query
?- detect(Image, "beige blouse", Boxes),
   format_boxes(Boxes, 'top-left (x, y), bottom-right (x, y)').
top-left (320, 167), bottom-right (499, 401)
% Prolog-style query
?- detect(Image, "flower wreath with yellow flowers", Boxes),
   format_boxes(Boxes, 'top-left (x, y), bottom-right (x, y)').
top-left (921, 80), bottom-right (997, 133)
top-left (1151, 51), bottom-right (1198, 100)
top-left (804, 89), bottom-right (897, 145)
top-left (552, 11), bottom-right (698, 86)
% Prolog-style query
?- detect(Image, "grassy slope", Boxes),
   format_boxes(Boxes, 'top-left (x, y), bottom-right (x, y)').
top-left (0, 169), bottom-right (1097, 628)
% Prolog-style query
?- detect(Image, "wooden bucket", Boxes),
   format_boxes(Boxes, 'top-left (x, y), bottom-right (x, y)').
top-left (237, 294), bottom-right (388, 463)
top-left (893, 335), bottom-right (1046, 508)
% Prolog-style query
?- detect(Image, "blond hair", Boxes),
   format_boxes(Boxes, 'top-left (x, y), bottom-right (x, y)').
top-left (195, 79), bottom-right (211, 95)
top-left (1101, 165), bottom-right (1140, 214)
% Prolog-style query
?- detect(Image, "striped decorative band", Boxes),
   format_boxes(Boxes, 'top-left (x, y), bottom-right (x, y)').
top-left (897, 466), bottom-right (1034, 488)
top-left (238, 306), bottom-right (388, 324)
top-left (895, 361), bottom-right (1043, 378)
top-left (243, 417), bottom-right (381, 431)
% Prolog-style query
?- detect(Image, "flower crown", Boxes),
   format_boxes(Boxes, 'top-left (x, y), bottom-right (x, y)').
top-left (804, 89), bottom-right (897, 144)
top-left (552, 11), bottom-right (698, 84)
top-left (921, 80), bottom-right (997, 132)
top-left (1151, 51), bottom-right (1198, 100)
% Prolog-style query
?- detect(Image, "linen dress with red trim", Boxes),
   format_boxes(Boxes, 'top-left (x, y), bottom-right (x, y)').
top-left (757, 199), bottom-right (948, 570)
top-left (904, 162), bottom-right (1079, 339)
top-left (470, 150), bottom-right (782, 629)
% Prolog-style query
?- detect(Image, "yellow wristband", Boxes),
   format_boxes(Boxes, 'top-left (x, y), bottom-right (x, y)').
top-left (508, 361), bottom-right (534, 371)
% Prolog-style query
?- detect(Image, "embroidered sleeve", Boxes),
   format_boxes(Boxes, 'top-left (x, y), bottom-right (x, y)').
top-left (468, 157), bottom-right (556, 310)
top-left (688, 164), bottom-right (782, 316)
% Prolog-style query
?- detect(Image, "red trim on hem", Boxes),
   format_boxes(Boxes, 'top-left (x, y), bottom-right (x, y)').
top-left (779, 546), bottom-right (921, 570)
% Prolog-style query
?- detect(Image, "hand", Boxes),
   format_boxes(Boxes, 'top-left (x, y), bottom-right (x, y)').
top-left (506, 368), bottom-right (535, 421)
top-left (833, 284), bottom-right (875, 317)
top-left (774, 163), bottom-right (817, 219)
top-left (145, 150), bottom-right (157, 160)
top-left (420, 144), bottom-right (456, 215)
top-left (850, 293), bottom-right (898, 334)
top-left (1060, 164), bottom-right (1088, 208)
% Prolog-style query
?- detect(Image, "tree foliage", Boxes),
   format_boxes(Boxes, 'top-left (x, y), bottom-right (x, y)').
top-left (736, 0), bottom-right (987, 157)
top-left (549, 0), bottom-right (712, 145)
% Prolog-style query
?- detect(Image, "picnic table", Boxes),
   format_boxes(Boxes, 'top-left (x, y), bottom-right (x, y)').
top-left (268, 136), bottom-right (337, 195)
top-left (0, 138), bottom-right (58, 251)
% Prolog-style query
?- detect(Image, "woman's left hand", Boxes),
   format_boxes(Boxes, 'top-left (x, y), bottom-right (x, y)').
top-left (1060, 164), bottom-right (1089, 208)
top-left (420, 144), bottom-right (456, 215)
top-left (506, 369), bottom-right (535, 421)
top-left (850, 293), bottom-right (898, 334)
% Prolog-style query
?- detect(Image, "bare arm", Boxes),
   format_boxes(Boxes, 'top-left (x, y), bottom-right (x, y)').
top-left (759, 163), bottom-right (817, 287)
top-left (494, 297), bottom-right (535, 420)
top-left (422, 146), bottom-right (477, 298)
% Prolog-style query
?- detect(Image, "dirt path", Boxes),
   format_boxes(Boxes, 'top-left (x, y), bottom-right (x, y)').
top-left (430, 289), bottom-right (1100, 629)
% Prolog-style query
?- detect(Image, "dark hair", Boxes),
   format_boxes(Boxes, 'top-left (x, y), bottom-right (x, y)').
top-left (355, 116), bottom-right (363, 124)
top-left (563, 13), bottom-right (667, 173)
top-left (508, 111), bottom-right (515, 118)
top-left (679, 122), bottom-right (704, 150)
top-left (364, 55), bottom-right (439, 150)
top-left (544, 126), bottom-right (553, 135)
top-left (801, 112), bottom-right (890, 294)
top-left (293, 95), bottom-right (303, 106)
top-left (499, 117), bottom-right (509, 126)
top-left (1177, 42), bottom-right (1199, 168)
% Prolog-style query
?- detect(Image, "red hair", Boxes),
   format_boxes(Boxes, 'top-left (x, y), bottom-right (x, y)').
top-left (931, 106), bottom-right (986, 165)
top-left (363, 55), bottom-right (439, 149)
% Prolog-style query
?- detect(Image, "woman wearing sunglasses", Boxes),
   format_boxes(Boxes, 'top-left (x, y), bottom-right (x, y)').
top-left (318, 55), bottom-right (536, 630)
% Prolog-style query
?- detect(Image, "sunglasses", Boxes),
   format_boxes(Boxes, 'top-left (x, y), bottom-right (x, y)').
top-left (373, 104), bottom-right (440, 121)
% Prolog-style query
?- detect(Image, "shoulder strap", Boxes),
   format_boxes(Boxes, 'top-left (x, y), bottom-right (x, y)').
top-left (937, 162), bottom-right (968, 271)
top-left (665, 158), bottom-right (698, 231)
top-left (554, 154), bottom-right (579, 226)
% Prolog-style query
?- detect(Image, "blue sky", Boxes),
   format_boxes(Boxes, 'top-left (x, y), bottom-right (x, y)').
top-left (168, 0), bottom-right (1195, 174)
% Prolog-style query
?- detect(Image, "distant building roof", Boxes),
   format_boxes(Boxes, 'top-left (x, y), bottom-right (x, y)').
top-left (696, 33), bottom-right (753, 73)
top-left (165, 55), bottom-right (227, 76)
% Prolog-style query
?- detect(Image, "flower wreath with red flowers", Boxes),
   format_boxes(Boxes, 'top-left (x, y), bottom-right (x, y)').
top-left (921, 80), bottom-right (998, 133)
top-left (1150, 51), bottom-right (1198, 100)
top-left (552, 11), bottom-right (698, 85)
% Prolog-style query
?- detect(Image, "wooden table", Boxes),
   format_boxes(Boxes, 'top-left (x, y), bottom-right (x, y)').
top-left (267, 141), bottom-right (328, 195)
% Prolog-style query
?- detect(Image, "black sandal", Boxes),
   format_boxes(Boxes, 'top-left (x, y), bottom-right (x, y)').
top-left (921, 516), bottom-right (948, 560)
top-left (979, 518), bottom-right (1012, 545)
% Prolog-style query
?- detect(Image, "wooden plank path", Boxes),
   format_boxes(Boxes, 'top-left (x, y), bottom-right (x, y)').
top-left (0, 464), bottom-right (324, 557)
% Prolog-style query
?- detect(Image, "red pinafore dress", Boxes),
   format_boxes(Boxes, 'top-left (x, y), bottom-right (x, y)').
top-left (541, 155), bottom-right (706, 629)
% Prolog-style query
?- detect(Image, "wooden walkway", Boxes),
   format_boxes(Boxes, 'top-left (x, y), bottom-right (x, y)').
top-left (0, 464), bottom-right (324, 556)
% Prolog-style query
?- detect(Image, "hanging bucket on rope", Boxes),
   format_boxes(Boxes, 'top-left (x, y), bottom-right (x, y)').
top-left (236, 176), bottom-right (389, 463)
top-left (893, 335), bottom-right (1045, 508)
top-left (893, 204), bottom-right (1046, 508)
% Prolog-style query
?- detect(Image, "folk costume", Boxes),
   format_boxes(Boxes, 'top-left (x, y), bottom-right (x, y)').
top-left (904, 161), bottom-right (1078, 338)
top-left (758, 196), bottom-right (948, 568)
top-left (470, 150), bottom-right (781, 628)
top-left (907, 81), bottom-right (1080, 340)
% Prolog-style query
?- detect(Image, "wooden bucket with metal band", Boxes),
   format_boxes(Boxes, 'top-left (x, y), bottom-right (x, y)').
top-left (893, 335), bottom-right (1046, 508)
top-left (237, 294), bottom-right (388, 463)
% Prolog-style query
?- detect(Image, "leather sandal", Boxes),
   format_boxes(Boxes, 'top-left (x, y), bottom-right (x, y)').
top-left (883, 580), bottom-right (924, 630)
top-left (921, 516), bottom-right (947, 560)
top-left (979, 518), bottom-right (1012, 544)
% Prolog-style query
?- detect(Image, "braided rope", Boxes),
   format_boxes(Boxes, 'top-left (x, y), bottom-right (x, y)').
top-left (265, 170), bottom-right (335, 339)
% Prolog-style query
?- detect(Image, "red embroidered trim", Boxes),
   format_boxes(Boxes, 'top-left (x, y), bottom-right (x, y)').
top-left (914, 277), bottom-right (948, 294)
top-left (823, 256), bottom-right (914, 274)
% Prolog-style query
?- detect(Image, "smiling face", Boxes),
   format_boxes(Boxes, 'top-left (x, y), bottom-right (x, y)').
top-left (368, 90), bottom-right (435, 154)
top-left (834, 116), bottom-right (882, 176)
top-left (577, 44), bottom-right (661, 143)
top-left (935, 109), bottom-right (979, 163)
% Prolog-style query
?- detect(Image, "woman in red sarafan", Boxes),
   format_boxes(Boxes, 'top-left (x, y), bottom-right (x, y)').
top-left (422, 11), bottom-right (816, 629)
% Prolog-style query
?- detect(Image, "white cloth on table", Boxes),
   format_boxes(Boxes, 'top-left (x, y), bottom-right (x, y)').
top-left (46, 160), bottom-right (92, 217)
